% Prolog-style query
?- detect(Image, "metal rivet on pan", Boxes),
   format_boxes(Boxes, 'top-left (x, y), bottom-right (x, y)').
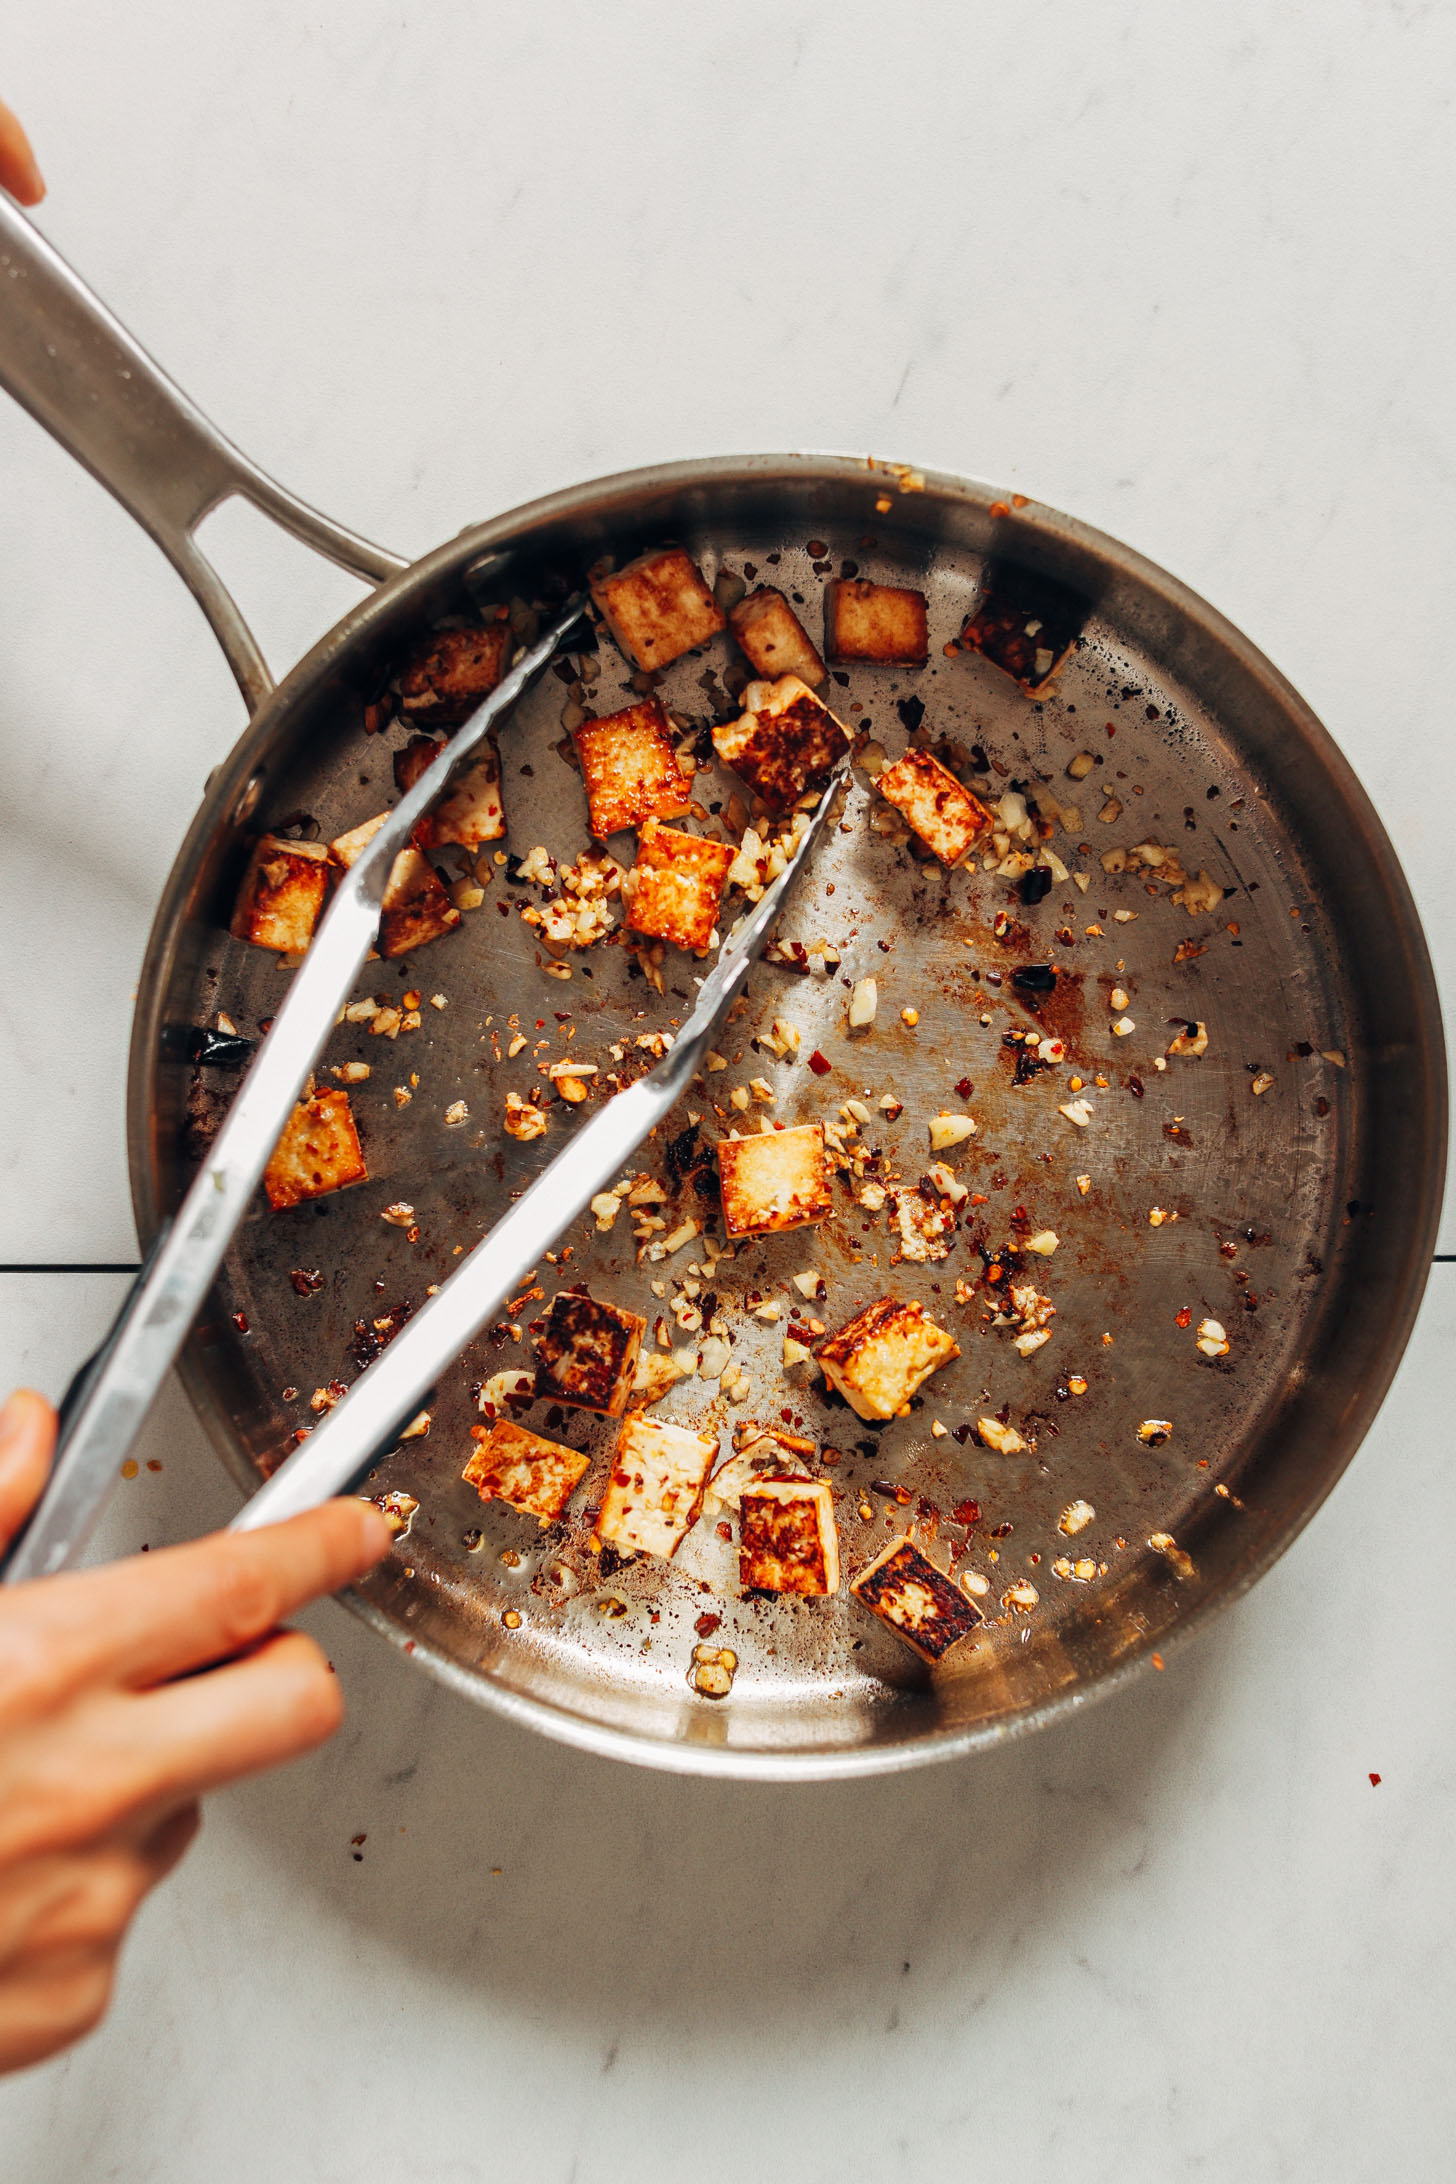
top-left (228, 771), bottom-right (264, 827)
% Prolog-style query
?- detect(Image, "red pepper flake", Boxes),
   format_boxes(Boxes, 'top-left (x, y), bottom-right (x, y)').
top-left (952, 1498), bottom-right (981, 1526)
top-left (1106, 721), bottom-right (1117, 738)
top-left (955, 1077), bottom-right (974, 1098)
top-left (1369, 1772), bottom-right (1382, 1787)
top-left (1175, 1306), bottom-right (1192, 1328)
top-left (808, 1050), bottom-right (832, 1076)
top-left (230, 1311), bottom-right (250, 1335)
top-left (695, 1612), bottom-right (721, 1639)
top-left (1151, 1652), bottom-right (1165, 1670)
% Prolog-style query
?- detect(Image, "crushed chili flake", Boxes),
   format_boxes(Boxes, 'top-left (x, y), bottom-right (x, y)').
top-left (808, 1050), bottom-right (832, 1076)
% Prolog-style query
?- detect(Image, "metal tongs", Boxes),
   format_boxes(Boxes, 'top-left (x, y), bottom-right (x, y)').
top-left (3, 607), bottom-right (845, 1577)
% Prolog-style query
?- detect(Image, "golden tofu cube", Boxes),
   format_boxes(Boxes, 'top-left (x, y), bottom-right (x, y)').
top-left (396, 614), bottom-right (512, 727)
top-left (875, 749), bottom-right (991, 865)
top-left (229, 834), bottom-right (332, 953)
top-left (591, 547), bottom-right (726, 671)
top-left (816, 1297), bottom-right (959, 1419)
top-left (622, 819), bottom-right (735, 954)
top-left (463, 1417), bottom-right (590, 1526)
top-left (574, 699), bottom-right (693, 837)
top-left (824, 578), bottom-right (928, 664)
top-left (329, 813), bottom-right (461, 957)
top-left (717, 1124), bottom-right (833, 1238)
top-left (740, 1477), bottom-right (840, 1595)
top-left (712, 675), bottom-right (851, 813)
top-left (956, 565), bottom-right (1088, 693)
top-left (851, 1536), bottom-right (982, 1662)
top-left (533, 1289), bottom-right (646, 1416)
top-left (394, 733), bottom-right (506, 850)
top-left (594, 1414), bottom-right (719, 1560)
top-left (729, 587), bottom-right (826, 686)
top-left (264, 1088), bottom-right (368, 1210)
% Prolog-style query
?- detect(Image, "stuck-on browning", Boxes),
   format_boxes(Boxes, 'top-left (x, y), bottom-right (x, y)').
top-left (230, 835), bottom-right (332, 953)
top-left (533, 1289), bottom-right (645, 1416)
top-left (264, 1088), bottom-right (368, 1211)
top-left (816, 1296), bottom-right (960, 1419)
top-left (712, 675), bottom-right (851, 812)
top-left (462, 1417), bottom-right (590, 1526)
top-left (729, 587), bottom-right (826, 687)
top-left (875, 749), bottom-right (991, 866)
top-left (622, 818), bottom-right (735, 954)
top-left (851, 1535), bottom-right (982, 1662)
top-left (824, 578), bottom-right (928, 665)
top-left (593, 1413), bottom-right (719, 1560)
top-left (717, 1123), bottom-right (833, 1237)
top-left (956, 564), bottom-right (1088, 692)
top-left (740, 1477), bottom-right (840, 1595)
top-left (394, 734), bottom-right (506, 849)
top-left (328, 813), bottom-right (461, 956)
top-left (396, 614), bottom-right (512, 727)
top-left (591, 547), bottom-right (726, 672)
top-left (574, 699), bottom-right (693, 838)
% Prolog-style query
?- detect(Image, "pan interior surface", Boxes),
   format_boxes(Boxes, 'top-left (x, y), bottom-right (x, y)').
top-left (131, 457), bottom-right (1444, 1775)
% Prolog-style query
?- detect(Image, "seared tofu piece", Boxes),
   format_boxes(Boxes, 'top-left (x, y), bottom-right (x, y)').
top-left (591, 548), bottom-right (726, 672)
top-left (463, 1417), bottom-right (590, 1526)
top-left (875, 749), bottom-right (991, 866)
top-left (712, 675), bottom-right (851, 813)
top-left (622, 819), bottom-right (735, 953)
top-left (263, 1088), bottom-right (367, 1210)
top-left (594, 1413), bottom-right (719, 1560)
top-left (740, 1477), bottom-right (840, 1595)
top-left (729, 587), bottom-right (826, 687)
top-left (574, 699), bottom-right (693, 837)
top-left (851, 1536), bottom-right (982, 1662)
top-left (816, 1297), bottom-right (959, 1420)
top-left (396, 614), bottom-right (512, 727)
top-left (717, 1124), bottom-right (833, 1238)
top-left (329, 813), bottom-right (461, 957)
top-left (393, 734), bottom-right (506, 850)
top-left (824, 578), bottom-right (928, 665)
top-left (230, 835), bottom-right (332, 953)
top-left (957, 564), bottom-right (1089, 692)
top-left (704, 1427), bottom-right (818, 1513)
top-left (533, 1289), bottom-right (645, 1416)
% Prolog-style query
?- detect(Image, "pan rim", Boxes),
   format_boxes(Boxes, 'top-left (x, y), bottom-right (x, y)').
top-left (126, 450), bottom-right (1448, 1777)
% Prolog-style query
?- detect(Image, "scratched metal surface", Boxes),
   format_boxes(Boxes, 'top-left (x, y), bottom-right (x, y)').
top-left (128, 458), bottom-right (1444, 1774)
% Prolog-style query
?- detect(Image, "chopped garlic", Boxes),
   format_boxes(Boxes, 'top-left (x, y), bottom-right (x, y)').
top-left (928, 1112), bottom-right (977, 1151)
top-left (848, 977), bottom-right (878, 1030)
top-left (1059, 1098), bottom-right (1094, 1128)
top-left (1058, 1499), bottom-right (1095, 1535)
top-left (977, 1416), bottom-right (1028, 1455)
top-left (1024, 1230), bottom-right (1059, 1256)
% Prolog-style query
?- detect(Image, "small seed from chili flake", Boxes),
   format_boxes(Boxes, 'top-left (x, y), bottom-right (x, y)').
top-left (901, 1008), bottom-right (919, 1026)
top-left (502, 1610), bottom-right (522, 1629)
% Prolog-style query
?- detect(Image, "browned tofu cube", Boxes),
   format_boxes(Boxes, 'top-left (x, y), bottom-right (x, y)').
top-left (396, 614), bottom-right (512, 727)
top-left (712, 676), bottom-right (851, 813)
top-left (329, 813), bottom-right (462, 957)
top-left (851, 1536), bottom-right (982, 1662)
top-left (729, 587), bottom-right (826, 686)
top-left (704, 1427), bottom-right (818, 1513)
top-left (264, 1088), bottom-right (368, 1210)
top-left (573, 699), bottom-right (693, 837)
top-left (824, 578), bottom-right (928, 664)
top-left (816, 1297), bottom-right (959, 1420)
top-left (594, 1413), bottom-right (719, 1560)
top-left (956, 564), bottom-right (1089, 692)
top-left (591, 548), bottom-right (726, 672)
top-left (717, 1124), bottom-right (833, 1238)
top-left (229, 835), bottom-right (333, 953)
top-left (394, 733), bottom-right (506, 850)
top-left (622, 819), bottom-right (735, 953)
top-left (533, 1289), bottom-right (645, 1416)
top-left (875, 749), bottom-right (991, 866)
top-left (740, 1477), bottom-right (840, 1595)
top-left (462, 1417), bottom-right (590, 1526)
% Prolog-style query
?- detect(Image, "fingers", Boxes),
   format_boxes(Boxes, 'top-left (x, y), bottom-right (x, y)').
top-left (0, 1804), bottom-right (199, 1964)
top-left (0, 1391), bottom-right (55, 1553)
top-left (2, 1496), bottom-right (392, 1699)
top-left (0, 100), bottom-right (44, 207)
top-left (0, 1950), bottom-right (114, 2075)
top-left (122, 1630), bottom-right (346, 1807)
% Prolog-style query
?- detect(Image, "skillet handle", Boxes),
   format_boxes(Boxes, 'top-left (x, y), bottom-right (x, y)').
top-left (0, 196), bottom-right (407, 712)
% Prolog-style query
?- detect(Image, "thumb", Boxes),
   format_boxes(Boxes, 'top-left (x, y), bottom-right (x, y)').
top-left (0, 1390), bottom-right (57, 1551)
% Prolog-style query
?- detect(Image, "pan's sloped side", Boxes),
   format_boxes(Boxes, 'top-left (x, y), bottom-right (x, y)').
top-left (128, 455), bottom-right (1446, 1777)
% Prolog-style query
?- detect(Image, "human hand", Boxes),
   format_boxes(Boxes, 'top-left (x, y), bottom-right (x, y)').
top-left (0, 1389), bottom-right (392, 2074)
top-left (0, 98), bottom-right (44, 206)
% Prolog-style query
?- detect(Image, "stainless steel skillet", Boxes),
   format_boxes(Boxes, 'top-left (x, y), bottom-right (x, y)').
top-left (0, 197), bottom-right (1445, 1778)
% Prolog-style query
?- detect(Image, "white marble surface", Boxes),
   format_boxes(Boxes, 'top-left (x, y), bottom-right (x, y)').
top-left (1, 1), bottom-right (1453, 2173)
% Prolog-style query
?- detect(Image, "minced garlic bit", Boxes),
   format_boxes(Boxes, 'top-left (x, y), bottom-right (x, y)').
top-left (1058, 1499), bottom-right (1095, 1535)
top-left (444, 1100), bottom-right (469, 1126)
top-left (398, 1410), bottom-right (431, 1440)
top-left (590, 1191), bottom-right (622, 1231)
top-left (1110, 987), bottom-right (1130, 1012)
top-left (1002, 1579), bottom-right (1039, 1612)
top-left (1067, 750), bottom-right (1096, 780)
top-left (1196, 1317), bottom-right (1230, 1358)
top-left (504, 1091), bottom-right (548, 1141)
top-left (380, 1201), bottom-right (415, 1227)
top-left (1148, 1206), bottom-right (1169, 1227)
top-left (507, 1033), bottom-right (528, 1058)
top-left (1065, 1374), bottom-right (1089, 1396)
top-left (1075, 1174), bottom-right (1092, 1196)
top-left (1138, 1419), bottom-right (1173, 1445)
top-left (333, 1061), bottom-right (371, 1083)
top-left (1024, 1229), bottom-right (1059, 1256)
top-left (977, 1416), bottom-right (1027, 1455)
top-left (848, 977), bottom-right (878, 1030)
top-left (1059, 1097), bottom-right (1094, 1128)
top-left (689, 1644), bottom-right (737, 1698)
top-left (928, 1112), bottom-right (976, 1151)
top-left (1149, 1531), bottom-right (1196, 1581)
top-left (758, 1016), bottom-right (801, 1059)
top-left (1167, 1020), bottom-right (1208, 1058)
top-left (1251, 1070), bottom-right (1275, 1096)
top-left (429, 992), bottom-right (447, 1010)
top-left (1111, 1015), bottom-right (1135, 1038)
